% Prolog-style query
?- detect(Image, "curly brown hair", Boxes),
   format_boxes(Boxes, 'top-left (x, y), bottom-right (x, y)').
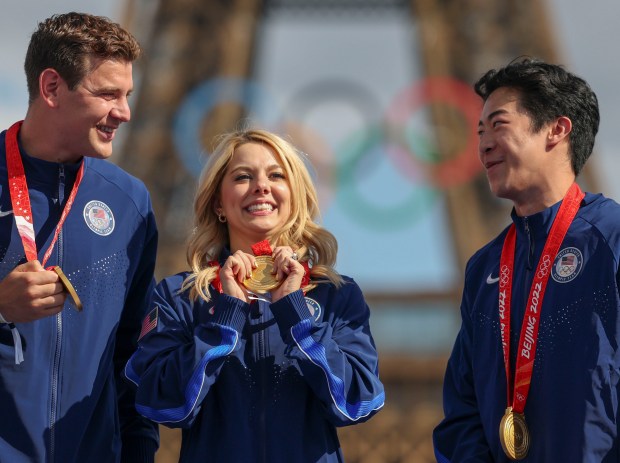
top-left (24, 12), bottom-right (142, 103)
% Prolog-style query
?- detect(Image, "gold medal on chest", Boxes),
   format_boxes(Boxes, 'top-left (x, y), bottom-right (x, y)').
top-left (243, 255), bottom-right (282, 294)
top-left (499, 407), bottom-right (530, 460)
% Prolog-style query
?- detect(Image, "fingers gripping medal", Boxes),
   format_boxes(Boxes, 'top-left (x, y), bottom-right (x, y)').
top-left (499, 407), bottom-right (530, 460)
top-left (243, 255), bottom-right (282, 294)
top-left (52, 266), bottom-right (83, 311)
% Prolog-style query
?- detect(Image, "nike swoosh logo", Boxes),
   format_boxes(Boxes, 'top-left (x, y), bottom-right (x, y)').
top-left (0, 209), bottom-right (13, 217)
top-left (486, 273), bottom-right (500, 284)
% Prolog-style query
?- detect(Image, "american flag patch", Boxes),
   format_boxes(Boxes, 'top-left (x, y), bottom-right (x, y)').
top-left (561, 255), bottom-right (575, 265)
top-left (138, 307), bottom-right (158, 340)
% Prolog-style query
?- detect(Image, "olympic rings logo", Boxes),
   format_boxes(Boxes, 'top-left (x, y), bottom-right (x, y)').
top-left (172, 77), bottom-right (483, 230)
top-left (499, 264), bottom-right (511, 288)
top-left (536, 254), bottom-right (552, 279)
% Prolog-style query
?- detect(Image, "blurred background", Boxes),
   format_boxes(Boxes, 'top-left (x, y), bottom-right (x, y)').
top-left (2, 1), bottom-right (620, 461)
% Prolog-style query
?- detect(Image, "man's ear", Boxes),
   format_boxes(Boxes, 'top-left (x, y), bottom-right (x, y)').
top-left (39, 68), bottom-right (63, 108)
top-left (547, 116), bottom-right (572, 149)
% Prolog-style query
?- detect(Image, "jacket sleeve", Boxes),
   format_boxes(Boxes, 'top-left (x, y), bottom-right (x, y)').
top-left (269, 281), bottom-right (385, 426)
top-left (432, 277), bottom-right (493, 462)
top-left (124, 281), bottom-right (250, 429)
top-left (115, 203), bottom-right (159, 463)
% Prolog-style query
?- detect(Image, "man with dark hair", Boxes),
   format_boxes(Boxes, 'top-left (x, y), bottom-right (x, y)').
top-left (433, 57), bottom-right (619, 461)
top-left (0, 12), bottom-right (158, 462)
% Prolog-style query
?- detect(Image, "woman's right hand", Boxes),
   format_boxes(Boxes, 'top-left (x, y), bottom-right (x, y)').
top-left (219, 250), bottom-right (257, 303)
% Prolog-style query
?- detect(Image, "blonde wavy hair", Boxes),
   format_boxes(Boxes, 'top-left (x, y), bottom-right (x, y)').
top-left (183, 128), bottom-right (343, 302)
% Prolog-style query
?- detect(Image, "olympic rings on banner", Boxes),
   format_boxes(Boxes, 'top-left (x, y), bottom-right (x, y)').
top-left (283, 78), bottom-right (381, 136)
top-left (171, 76), bottom-right (483, 230)
top-left (385, 77), bottom-right (483, 188)
top-left (280, 79), bottom-right (383, 210)
top-left (336, 125), bottom-right (437, 230)
top-left (172, 78), bottom-right (280, 175)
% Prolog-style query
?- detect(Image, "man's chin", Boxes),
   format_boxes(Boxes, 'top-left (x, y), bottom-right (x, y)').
top-left (488, 183), bottom-right (512, 201)
top-left (88, 146), bottom-right (114, 160)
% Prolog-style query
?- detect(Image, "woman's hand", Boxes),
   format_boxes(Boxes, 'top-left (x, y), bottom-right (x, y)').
top-left (271, 246), bottom-right (305, 303)
top-left (219, 250), bottom-right (257, 303)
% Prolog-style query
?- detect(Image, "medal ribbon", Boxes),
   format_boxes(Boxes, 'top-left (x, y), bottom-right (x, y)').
top-left (5, 121), bottom-right (84, 267)
top-left (499, 182), bottom-right (584, 413)
top-left (251, 240), bottom-right (273, 257)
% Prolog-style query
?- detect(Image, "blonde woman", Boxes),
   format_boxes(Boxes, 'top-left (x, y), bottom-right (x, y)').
top-left (126, 129), bottom-right (385, 462)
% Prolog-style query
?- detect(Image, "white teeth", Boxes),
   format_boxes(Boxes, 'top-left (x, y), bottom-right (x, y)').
top-left (247, 203), bottom-right (273, 212)
top-left (98, 125), bottom-right (113, 133)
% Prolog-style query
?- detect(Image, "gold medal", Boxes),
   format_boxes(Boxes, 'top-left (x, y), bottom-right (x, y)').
top-left (499, 407), bottom-right (530, 460)
top-left (243, 255), bottom-right (281, 294)
top-left (52, 266), bottom-right (83, 311)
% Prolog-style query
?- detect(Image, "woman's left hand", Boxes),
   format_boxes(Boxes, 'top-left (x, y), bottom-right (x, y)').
top-left (271, 246), bottom-right (304, 302)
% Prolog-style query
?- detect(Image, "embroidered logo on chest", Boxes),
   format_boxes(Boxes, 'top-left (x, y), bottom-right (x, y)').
top-left (305, 297), bottom-right (322, 321)
top-left (551, 247), bottom-right (583, 283)
top-left (83, 200), bottom-right (115, 236)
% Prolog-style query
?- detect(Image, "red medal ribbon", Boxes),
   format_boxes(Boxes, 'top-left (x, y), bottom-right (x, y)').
top-left (208, 260), bottom-right (224, 294)
top-left (499, 183), bottom-right (584, 413)
top-left (251, 240), bottom-right (273, 257)
top-left (5, 121), bottom-right (84, 267)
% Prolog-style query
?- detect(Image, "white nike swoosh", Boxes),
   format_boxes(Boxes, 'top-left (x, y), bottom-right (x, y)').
top-left (0, 209), bottom-right (13, 217)
top-left (486, 273), bottom-right (500, 284)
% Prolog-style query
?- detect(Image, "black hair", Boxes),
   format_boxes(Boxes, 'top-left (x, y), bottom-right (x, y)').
top-left (474, 57), bottom-right (599, 175)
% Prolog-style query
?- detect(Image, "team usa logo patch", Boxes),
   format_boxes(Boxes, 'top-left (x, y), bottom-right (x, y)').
top-left (83, 200), bottom-right (115, 236)
top-left (551, 247), bottom-right (583, 283)
top-left (305, 297), bottom-right (322, 321)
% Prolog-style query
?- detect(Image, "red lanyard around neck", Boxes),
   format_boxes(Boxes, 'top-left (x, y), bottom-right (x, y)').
top-left (498, 182), bottom-right (584, 413)
top-left (5, 121), bottom-right (84, 266)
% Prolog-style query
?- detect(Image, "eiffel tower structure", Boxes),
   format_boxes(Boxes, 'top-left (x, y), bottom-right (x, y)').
top-left (116, 1), bottom-right (597, 461)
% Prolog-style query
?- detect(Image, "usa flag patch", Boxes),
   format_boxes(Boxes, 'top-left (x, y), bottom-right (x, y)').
top-left (138, 307), bottom-right (158, 340)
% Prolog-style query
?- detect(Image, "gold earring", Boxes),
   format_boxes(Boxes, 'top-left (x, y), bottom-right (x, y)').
top-left (217, 212), bottom-right (227, 223)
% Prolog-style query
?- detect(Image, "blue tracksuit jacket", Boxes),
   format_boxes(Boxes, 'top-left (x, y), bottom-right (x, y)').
top-left (125, 268), bottom-right (385, 462)
top-left (0, 129), bottom-right (159, 462)
top-left (433, 192), bottom-right (620, 462)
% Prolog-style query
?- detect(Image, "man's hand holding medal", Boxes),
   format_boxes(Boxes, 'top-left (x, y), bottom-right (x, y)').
top-left (0, 260), bottom-right (67, 323)
top-left (3, 121), bottom-right (84, 320)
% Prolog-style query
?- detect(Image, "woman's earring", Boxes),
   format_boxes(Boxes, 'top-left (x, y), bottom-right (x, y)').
top-left (217, 211), bottom-right (227, 223)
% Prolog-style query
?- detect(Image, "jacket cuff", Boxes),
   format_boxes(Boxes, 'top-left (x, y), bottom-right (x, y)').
top-left (270, 290), bottom-right (312, 342)
top-left (211, 294), bottom-right (250, 333)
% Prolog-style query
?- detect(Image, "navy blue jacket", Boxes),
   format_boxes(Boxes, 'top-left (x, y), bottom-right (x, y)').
top-left (0, 129), bottom-right (159, 462)
top-left (126, 270), bottom-right (385, 462)
top-left (434, 193), bottom-right (620, 462)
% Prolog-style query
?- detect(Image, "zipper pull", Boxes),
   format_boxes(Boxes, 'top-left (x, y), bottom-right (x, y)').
top-left (58, 165), bottom-right (66, 205)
